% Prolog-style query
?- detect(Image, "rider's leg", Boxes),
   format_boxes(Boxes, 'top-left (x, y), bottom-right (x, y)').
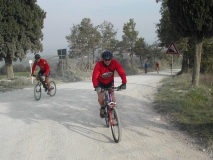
top-left (36, 70), bottom-right (42, 81)
top-left (97, 91), bottom-right (104, 107)
top-left (45, 71), bottom-right (51, 94)
top-left (112, 94), bottom-right (116, 103)
top-left (45, 77), bottom-right (51, 89)
top-left (97, 91), bottom-right (105, 118)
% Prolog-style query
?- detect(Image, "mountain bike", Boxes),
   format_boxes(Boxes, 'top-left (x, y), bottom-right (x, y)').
top-left (101, 86), bottom-right (122, 143)
top-left (32, 74), bottom-right (56, 101)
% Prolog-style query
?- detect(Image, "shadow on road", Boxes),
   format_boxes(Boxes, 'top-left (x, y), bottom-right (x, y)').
top-left (0, 76), bottom-right (178, 143)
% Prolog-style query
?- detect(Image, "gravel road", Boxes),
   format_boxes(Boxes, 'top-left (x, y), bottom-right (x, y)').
top-left (0, 69), bottom-right (212, 160)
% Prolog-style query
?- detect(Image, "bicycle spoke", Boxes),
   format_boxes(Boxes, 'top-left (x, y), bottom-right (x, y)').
top-left (34, 83), bottom-right (41, 101)
top-left (49, 81), bottom-right (56, 97)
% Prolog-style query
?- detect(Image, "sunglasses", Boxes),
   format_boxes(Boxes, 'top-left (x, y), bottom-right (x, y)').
top-left (104, 59), bottom-right (111, 61)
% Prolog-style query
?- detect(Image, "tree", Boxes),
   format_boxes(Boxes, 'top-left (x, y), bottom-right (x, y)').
top-left (66, 24), bottom-right (82, 58)
top-left (156, 0), bottom-right (181, 47)
top-left (0, 0), bottom-right (46, 78)
top-left (133, 37), bottom-right (146, 67)
top-left (66, 18), bottom-right (101, 71)
top-left (156, 0), bottom-right (190, 74)
top-left (122, 18), bottom-right (139, 67)
top-left (148, 42), bottom-right (164, 67)
top-left (98, 21), bottom-right (118, 53)
top-left (89, 26), bottom-right (101, 64)
top-left (167, 0), bottom-right (213, 86)
top-left (201, 37), bottom-right (213, 73)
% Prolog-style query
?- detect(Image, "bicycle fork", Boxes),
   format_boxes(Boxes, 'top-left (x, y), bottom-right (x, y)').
top-left (108, 103), bottom-right (116, 126)
top-left (108, 93), bottom-right (117, 126)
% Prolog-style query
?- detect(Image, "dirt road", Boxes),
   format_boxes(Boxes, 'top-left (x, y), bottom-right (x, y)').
top-left (0, 69), bottom-right (211, 160)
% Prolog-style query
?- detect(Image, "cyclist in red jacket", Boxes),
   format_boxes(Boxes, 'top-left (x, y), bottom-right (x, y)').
top-left (156, 62), bottom-right (160, 73)
top-left (92, 50), bottom-right (127, 118)
top-left (31, 54), bottom-right (51, 95)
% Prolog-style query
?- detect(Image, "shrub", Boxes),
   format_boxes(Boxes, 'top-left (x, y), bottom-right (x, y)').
top-left (0, 65), bottom-right (6, 75)
top-left (13, 64), bottom-right (26, 72)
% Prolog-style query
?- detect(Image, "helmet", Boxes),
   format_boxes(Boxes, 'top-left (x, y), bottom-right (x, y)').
top-left (101, 50), bottom-right (113, 60)
top-left (34, 54), bottom-right (41, 60)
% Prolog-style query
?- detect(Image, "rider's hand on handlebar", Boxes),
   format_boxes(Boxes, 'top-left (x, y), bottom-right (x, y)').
top-left (119, 83), bottom-right (126, 90)
top-left (95, 86), bottom-right (101, 92)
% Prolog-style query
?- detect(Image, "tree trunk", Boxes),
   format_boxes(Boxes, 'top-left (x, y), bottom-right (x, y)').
top-left (92, 49), bottom-right (95, 64)
top-left (192, 35), bottom-right (202, 86)
top-left (180, 52), bottom-right (188, 73)
top-left (88, 52), bottom-right (90, 70)
top-left (130, 53), bottom-right (133, 67)
top-left (4, 56), bottom-right (14, 79)
top-left (140, 56), bottom-right (143, 67)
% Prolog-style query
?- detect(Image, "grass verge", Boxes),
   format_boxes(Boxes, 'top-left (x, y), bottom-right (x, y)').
top-left (154, 73), bottom-right (213, 150)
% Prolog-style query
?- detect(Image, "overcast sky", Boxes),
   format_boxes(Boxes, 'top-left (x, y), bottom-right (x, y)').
top-left (36, 0), bottom-right (161, 55)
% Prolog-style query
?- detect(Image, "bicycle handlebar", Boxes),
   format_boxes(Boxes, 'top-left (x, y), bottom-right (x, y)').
top-left (102, 87), bottom-right (121, 91)
top-left (94, 86), bottom-right (123, 92)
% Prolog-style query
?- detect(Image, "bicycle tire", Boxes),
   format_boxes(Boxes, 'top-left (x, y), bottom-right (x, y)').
top-left (104, 106), bottom-right (110, 128)
top-left (49, 81), bottom-right (56, 97)
top-left (110, 107), bottom-right (122, 143)
top-left (34, 83), bottom-right (41, 101)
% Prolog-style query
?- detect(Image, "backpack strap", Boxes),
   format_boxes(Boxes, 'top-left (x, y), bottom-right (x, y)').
top-left (102, 61), bottom-right (115, 73)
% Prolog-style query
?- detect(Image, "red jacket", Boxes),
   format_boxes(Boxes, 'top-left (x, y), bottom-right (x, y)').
top-left (92, 59), bottom-right (127, 87)
top-left (31, 58), bottom-right (50, 75)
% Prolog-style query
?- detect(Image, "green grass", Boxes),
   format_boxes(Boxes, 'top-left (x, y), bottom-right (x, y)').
top-left (155, 73), bottom-right (213, 149)
top-left (0, 71), bottom-right (38, 80)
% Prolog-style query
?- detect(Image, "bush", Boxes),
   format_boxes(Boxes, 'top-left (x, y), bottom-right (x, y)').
top-left (25, 66), bottom-right (31, 72)
top-left (13, 64), bottom-right (26, 72)
top-left (0, 65), bottom-right (6, 75)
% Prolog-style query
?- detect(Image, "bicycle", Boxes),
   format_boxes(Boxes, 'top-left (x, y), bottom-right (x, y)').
top-left (32, 74), bottom-right (56, 101)
top-left (100, 86), bottom-right (122, 143)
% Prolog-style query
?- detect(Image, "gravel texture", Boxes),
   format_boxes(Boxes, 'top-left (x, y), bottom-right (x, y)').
top-left (0, 69), bottom-right (212, 160)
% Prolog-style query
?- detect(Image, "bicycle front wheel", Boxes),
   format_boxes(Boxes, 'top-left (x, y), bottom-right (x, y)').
top-left (49, 81), bottom-right (56, 97)
top-left (110, 107), bottom-right (122, 143)
top-left (34, 83), bottom-right (41, 101)
top-left (104, 106), bottom-right (109, 128)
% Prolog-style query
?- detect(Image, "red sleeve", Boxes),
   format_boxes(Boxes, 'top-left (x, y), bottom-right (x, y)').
top-left (92, 62), bottom-right (101, 87)
top-left (31, 61), bottom-right (37, 74)
top-left (114, 60), bottom-right (127, 84)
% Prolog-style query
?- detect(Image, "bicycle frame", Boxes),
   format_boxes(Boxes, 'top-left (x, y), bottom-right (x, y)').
top-left (36, 75), bottom-right (48, 90)
top-left (103, 89), bottom-right (117, 126)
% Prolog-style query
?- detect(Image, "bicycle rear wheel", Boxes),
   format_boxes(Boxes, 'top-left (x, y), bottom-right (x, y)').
top-left (110, 107), bottom-right (122, 143)
top-left (49, 81), bottom-right (56, 97)
top-left (34, 83), bottom-right (41, 101)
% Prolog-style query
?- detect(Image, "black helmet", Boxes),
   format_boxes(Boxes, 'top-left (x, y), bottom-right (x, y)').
top-left (101, 50), bottom-right (113, 60)
top-left (34, 54), bottom-right (41, 60)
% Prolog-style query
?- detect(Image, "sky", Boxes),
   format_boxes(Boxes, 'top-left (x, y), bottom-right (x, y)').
top-left (36, 0), bottom-right (162, 55)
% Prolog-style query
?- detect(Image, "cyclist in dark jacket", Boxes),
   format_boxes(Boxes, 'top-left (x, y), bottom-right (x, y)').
top-left (144, 62), bottom-right (148, 74)
top-left (92, 50), bottom-right (127, 118)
